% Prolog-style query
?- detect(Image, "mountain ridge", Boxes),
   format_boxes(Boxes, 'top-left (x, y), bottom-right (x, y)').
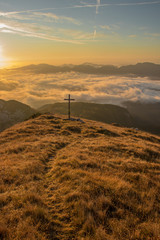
top-left (9, 62), bottom-right (160, 78)
top-left (0, 99), bottom-right (160, 135)
top-left (0, 99), bottom-right (36, 132)
top-left (38, 101), bottom-right (160, 135)
top-left (38, 102), bottom-right (134, 127)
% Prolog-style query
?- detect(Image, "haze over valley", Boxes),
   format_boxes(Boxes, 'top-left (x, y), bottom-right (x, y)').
top-left (0, 62), bottom-right (160, 109)
top-left (0, 62), bottom-right (160, 135)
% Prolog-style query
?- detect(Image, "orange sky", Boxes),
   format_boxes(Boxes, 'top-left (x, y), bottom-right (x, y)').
top-left (0, 0), bottom-right (160, 67)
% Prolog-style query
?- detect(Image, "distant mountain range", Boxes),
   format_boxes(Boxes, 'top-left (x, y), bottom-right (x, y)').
top-left (0, 99), bottom-right (160, 135)
top-left (12, 62), bottom-right (160, 78)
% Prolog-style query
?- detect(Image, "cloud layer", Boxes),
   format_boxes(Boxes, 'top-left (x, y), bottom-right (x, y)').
top-left (0, 71), bottom-right (159, 108)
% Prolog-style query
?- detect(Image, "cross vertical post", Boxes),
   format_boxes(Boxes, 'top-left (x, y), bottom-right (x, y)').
top-left (64, 94), bottom-right (75, 119)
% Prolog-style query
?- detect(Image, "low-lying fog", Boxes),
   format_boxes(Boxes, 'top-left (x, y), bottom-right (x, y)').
top-left (0, 71), bottom-right (160, 108)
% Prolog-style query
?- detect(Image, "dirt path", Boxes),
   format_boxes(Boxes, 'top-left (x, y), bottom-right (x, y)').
top-left (42, 137), bottom-right (79, 239)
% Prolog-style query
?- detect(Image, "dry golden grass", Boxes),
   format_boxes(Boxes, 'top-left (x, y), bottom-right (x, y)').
top-left (0, 114), bottom-right (160, 240)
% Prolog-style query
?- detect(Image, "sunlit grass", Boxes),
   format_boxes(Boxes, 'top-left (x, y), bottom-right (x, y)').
top-left (0, 114), bottom-right (160, 239)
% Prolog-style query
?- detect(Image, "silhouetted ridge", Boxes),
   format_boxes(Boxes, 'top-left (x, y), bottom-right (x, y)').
top-left (0, 99), bottom-right (36, 132)
top-left (119, 62), bottom-right (160, 77)
top-left (13, 62), bottom-right (160, 78)
top-left (38, 102), bottom-right (134, 127)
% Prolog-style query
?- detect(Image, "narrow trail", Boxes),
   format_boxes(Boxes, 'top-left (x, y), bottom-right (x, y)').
top-left (42, 136), bottom-right (80, 239)
top-left (39, 117), bottom-right (118, 239)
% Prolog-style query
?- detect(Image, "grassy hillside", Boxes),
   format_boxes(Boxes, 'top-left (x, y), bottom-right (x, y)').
top-left (38, 102), bottom-right (134, 127)
top-left (0, 114), bottom-right (160, 240)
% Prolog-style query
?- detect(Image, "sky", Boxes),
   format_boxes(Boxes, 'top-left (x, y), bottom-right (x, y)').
top-left (0, 0), bottom-right (160, 67)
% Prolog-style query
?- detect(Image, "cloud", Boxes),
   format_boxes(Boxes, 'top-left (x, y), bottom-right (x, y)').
top-left (0, 10), bottom-right (81, 25)
top-left (0, 1), bottom-right (159, 17)
top-left (0, 20), bottom-right (83, 44)
top-left (0, 20), bottom-right (52, 33)
top-left (0, 71), bottom-right (159, 108)
top-left (0, 9), bottom-right (82, 44)
top-left (1, 29), bottom-right (13, 33)
top-left (0, 9), bottom-right (58, 16)
top-left (96, 0), bottom-right (101, 14)
top-left (100, 25), bottom-right (111, 31)
top-left (0, 80), bottom-right (18, 91)
top-left (144, 32), bottom-right (160, 37)
top-left (31, 12), bottom-right (81, 25)
top-left (93, 29), bottom-right (97, 40)
top-left (0, 12), bottom-right (31, 20)
top-left (128, 34), bottom-right (137, 38)
top-left (58, 28), bottom-right (107, 40)
top-left (113, 1), bottom-right (160, 6)
top-left (74, 1), bottom-right (160, 9)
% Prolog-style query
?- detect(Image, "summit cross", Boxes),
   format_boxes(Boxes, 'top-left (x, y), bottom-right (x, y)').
top-left (64, 94), bottom-right (75, 119)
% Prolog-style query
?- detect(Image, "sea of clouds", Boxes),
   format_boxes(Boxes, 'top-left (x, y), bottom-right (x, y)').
top-left (0, 71), bottom-right (160, 108)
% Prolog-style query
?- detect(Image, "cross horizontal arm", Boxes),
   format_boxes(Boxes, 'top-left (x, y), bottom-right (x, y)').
top-left (64, 99), bottom-right (75, 101)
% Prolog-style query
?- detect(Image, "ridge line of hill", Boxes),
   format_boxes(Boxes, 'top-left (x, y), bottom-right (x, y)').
top-left (9, 62), bottom-right (160, 78)
top-left (1, 99), bottom-right (160, 135)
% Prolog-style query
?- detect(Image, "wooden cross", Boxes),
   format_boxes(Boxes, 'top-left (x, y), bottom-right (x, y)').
top-left (64, 94), bottom-right (75, 119)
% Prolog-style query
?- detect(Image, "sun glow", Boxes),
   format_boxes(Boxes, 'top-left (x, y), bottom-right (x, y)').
top-left (0, 45), bottom-right (9, 68)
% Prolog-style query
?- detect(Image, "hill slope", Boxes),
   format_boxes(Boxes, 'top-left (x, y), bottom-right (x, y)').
top-left (0, 99), bottom-right (36, 132)
top-left (123, 101), bottom-right (160, 135)
top-left (38, 102), bottom-right (134, 127)
top-left (0, 114), bottom-right (160, 240)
